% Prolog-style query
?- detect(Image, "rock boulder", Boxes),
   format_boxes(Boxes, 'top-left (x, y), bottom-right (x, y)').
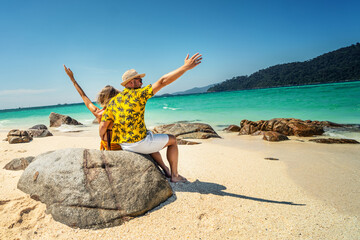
top-left (7, 129), bottom-right (33, 144)
top-left (239, 118), bottom-right (325, 137)
top-left (153, 123), bottom-right (221, 139)
top-left (263, 131), bottom-right (289, 142)
top-left (17, 148), bottom-right (173, 229)
top-left (49, 112), bottom-right (83, 127)
top-left (4, 156), bottom-right (35, 170)
top-left (309, 138), bottom-right (360, 144)
top-left (223, 125), bottom-right (241, 132)
top-left (28, 124), bottom-right (53, 138)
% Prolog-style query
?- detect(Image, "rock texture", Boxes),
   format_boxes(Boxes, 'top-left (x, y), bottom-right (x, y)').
top-left (239, 118), bottom-right (326, 137)
top-left (153, 123), bottom-right (221, 139)
top-left (7, 129), bottom-right (33, 144)
top-left (176, 139), bottom-right (201, 145)
top-left (49, 112), bottom-right (83, 127)
top-left (263, 131), bottom-right (289, 142)
top-left (28, 124), bottom-right (53, 138)
top-left (17, 148), bottom-right (173, 229)
top-left (29, 124), bottom-right (48, 130)
top-left (309, 138), bottom-right (360, 144)
top-left (4, 156), bottom-right (35, 170)
top-left (223, 125), bottom-right (241, 132)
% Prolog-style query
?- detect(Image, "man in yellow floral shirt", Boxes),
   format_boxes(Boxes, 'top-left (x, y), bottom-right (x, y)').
top-left (100, 53), bottom-right (202, 183)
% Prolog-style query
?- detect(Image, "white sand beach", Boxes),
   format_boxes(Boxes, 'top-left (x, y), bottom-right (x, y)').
top-left (0, 127), bottom-right (359, 239)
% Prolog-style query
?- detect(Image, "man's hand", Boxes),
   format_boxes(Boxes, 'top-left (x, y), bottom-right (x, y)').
top-left (183, 53), bottom-right (202, 70)
top-left (63, 64), bottom-right (74, 80)
top-left (152, 52), bottom-right (203, 95)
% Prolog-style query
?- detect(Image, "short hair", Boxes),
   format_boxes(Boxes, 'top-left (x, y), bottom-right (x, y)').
top-left (96, 85), bottom-right (120, 107)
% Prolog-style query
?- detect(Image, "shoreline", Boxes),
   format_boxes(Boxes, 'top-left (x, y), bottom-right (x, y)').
top-left (1, 80), bottom-right (360, 112)
top-left (0, 128), bottom-right (359, 239)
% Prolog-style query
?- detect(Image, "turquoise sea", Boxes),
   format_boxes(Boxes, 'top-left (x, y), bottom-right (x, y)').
top-left (1, 81), bottom-right (360, 140)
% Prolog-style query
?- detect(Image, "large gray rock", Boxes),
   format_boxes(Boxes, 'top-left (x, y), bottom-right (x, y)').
top-left (153, 123), bottom-right (221, 139)
top-left (28, 129), bottom-right (53, 137)
top-left (4, 156), bottom-right (35, 170)
top-left (28, 125), bottom-right (53, 138)
top-left (49, 112), bottom-right (83, 127)
top-left (7, 129), bottom-right (33, 144)
top-left (17, 148), bottom-right (173, 229)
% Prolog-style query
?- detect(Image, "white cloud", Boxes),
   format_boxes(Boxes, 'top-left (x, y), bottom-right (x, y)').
top-left (0, 89), bottom-right (56, 96)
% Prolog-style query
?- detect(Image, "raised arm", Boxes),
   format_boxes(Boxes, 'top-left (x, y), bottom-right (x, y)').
top-left (63, 65), bottom-right (101, 117)
top-left (152, 53), bottom-right (202, 95)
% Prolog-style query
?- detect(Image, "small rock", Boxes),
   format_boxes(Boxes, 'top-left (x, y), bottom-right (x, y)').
top-left (28, 129), bottom-right (53, 138)
top-left (264, 157), bottom-right (279, 161)
top-left (3, 156), bottom-right (35, 170)
top-left (263, 131), bottom-right (289, 142)
top-left (309, 138), bottom-right (359, 144)
top-left (223, 125), bottom-right (240, 132)
top-left (49, 112), bottom-right (82, 127)
top-left (7, 129), bottom-right (33, 144)
top-left (176, 139), bottom-right (201, 145)
top-left (29, 124), bottom-right (48, 130)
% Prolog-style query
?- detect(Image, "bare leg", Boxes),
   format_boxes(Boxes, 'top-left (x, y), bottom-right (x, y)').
top-left (163, 135), bottom-right (187, 183)
top-left (150, 152), bottom-right (171, 178)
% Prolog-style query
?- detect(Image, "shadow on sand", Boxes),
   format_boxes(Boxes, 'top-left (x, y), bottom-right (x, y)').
top-left (169, 179), bottom-right (306, 206)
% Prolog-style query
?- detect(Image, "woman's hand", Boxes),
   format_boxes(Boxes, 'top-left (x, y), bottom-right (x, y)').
top-left (63, 64), bottom-right (75, 80)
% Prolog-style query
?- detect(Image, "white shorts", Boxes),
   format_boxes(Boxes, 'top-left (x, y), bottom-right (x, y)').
top-left (120, 131), bottom-right (169, 154)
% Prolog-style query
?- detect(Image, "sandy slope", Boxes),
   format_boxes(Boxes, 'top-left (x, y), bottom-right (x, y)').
top-left (0, 128), bottom-right (359, 240)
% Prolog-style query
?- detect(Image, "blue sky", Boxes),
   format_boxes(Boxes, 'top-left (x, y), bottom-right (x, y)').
top-left (0, 0), bottom-right (359, 109)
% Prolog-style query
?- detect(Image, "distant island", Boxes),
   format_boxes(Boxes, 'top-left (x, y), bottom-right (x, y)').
top-left (157, 84), bottom-right (215, 97)
top-left (208, 43), bottom-right (360, 92)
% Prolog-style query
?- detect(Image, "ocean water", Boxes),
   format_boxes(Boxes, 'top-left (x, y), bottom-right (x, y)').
top-left (1, 81), bottom-right (360, 140)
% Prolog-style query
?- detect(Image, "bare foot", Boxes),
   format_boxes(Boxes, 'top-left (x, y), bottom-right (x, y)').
top-left (162, 166), bottom-right (171, 178)
top-left (171, 175), bottom-right (187, 183)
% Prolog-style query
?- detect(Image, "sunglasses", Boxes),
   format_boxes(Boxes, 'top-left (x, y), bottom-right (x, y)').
top-left (133, 78), bottom-right (142, 83)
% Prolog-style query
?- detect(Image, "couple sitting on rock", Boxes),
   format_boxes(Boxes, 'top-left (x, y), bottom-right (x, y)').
top-left (64, 53), bottom-right (202, 183)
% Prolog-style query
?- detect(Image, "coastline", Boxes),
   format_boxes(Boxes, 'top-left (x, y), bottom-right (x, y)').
top-left (0, 127), bottom-right (359, 239)
top-left (1, 80), bottom-right (360, 112)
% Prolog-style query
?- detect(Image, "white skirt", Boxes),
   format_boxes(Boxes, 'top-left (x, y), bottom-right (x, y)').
top-left (120, 131), bottom-right (169, 154)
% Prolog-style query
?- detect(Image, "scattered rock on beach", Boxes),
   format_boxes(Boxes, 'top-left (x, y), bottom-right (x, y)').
top-left (7, 129), bottom-right (33, 144)
top-left (4, 156), bottom-right (35, 171)
top-left (263, 131), bottom-right (289, 141)
top-left (239, 118), bottom-right (325, 137)
top-left (17, 148), bottom-right (173, 229)
top-left (264, 157), bottom-right (279, 161)
top-left (29, 124), bottom-right (48, 130)
top-left (176, 139), bottom-right (201, 145)
top-left (153, 123), bottom-right (221, 139)
top-left (28, 124), bottom-right (53, 138)
top-left (49, 112), bottom-right (83, 127)
top-left (223, 125), bottom-right (241, 132)
top-left (309, 138), bottom-right (360, 144)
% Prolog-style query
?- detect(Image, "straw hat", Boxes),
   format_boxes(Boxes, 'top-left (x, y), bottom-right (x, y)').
top-left (121, 69), bottom-right (146, 87)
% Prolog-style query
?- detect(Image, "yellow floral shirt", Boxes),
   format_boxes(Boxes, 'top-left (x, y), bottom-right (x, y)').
top-left (101, 84), bottom-right (153, 144)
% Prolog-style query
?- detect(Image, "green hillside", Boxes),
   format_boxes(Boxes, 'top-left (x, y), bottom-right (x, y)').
top-left (208, 43), bottom-right (360, 92)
